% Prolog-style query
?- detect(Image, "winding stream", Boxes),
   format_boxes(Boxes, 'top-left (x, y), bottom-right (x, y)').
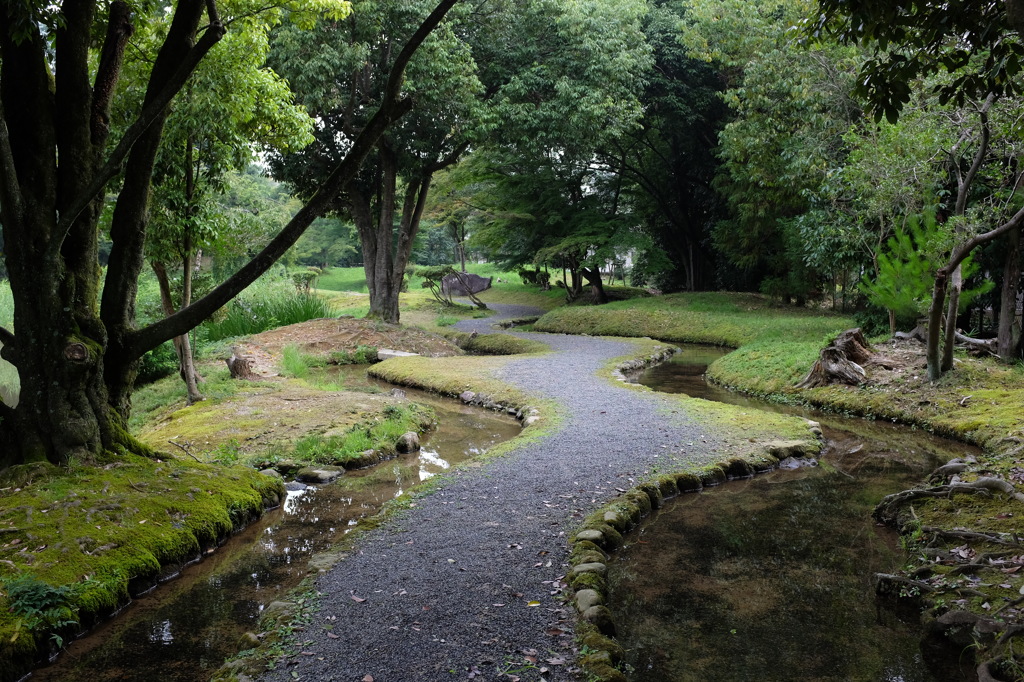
top-left (612, 346), bottom-right (977, 681)
top-left (29, 382), bottom-right (519, 682)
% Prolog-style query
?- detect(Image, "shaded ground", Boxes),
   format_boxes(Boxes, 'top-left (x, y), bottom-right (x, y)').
top-left (253, 306), bottom-right (795, 682)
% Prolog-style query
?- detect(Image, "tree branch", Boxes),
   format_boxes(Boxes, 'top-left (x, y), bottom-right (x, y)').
top-left (0, 101), bottom-right (24, 230)
top-left (51, 17), bottom-right (226, 254)
top-left (125, 0), bottom-right (460, 357)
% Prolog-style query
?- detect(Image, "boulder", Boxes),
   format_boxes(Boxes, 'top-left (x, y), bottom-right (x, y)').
top-left (396, 431), bottom-right (421, 453)
top-left (294, 465), bottom-right (346, 483)
top-left (376, 348), bottom-right (419, 361)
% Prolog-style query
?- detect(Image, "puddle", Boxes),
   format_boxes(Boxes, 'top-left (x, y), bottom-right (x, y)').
top-left (30, 379), bottom-right (519, 682)
top-left (611, 347), bottom-right (978, 681)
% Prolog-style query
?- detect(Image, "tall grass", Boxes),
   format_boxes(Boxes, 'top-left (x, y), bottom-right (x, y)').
top-left (204, 279), bottom-right (336, 341)
top-left (0, 281), bottom-right (18, 406)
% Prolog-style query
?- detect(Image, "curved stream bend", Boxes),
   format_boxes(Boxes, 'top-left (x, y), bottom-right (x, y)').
top-left (258, 305), bottom-right (734, 682)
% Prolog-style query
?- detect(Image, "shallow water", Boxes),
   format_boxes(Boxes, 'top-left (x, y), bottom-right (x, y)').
top-left (612, 347), bottom-right (977, 682)
top-left (30, 379), bottom-right (519, 682)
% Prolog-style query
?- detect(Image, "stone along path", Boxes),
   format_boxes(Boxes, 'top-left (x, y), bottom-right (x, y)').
top-left (259, 305), bottom-right (726, 682)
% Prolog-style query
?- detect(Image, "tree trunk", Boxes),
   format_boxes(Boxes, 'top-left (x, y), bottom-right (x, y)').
top-left (941, 264), bottom-right (963, 372)
top-left (0, 0), bottom-right (460, 467)
top-left (152, 262), bottom-right (204, 404)
top-left (582, 266), bottom-right (609, 304)
top-left (998, 225), bottom-right (1022, 361)
top-left (796, 329), bottom-right (872, 389)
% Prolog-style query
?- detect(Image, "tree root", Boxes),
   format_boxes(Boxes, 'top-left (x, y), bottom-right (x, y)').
top-left (920, 526), bottom-right (1024, 547)
top-left (876, 477), bottom-right (1024, 523)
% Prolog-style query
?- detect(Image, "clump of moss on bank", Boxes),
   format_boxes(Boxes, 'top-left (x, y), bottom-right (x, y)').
top-left (369, 354), bottom-right (536, 409)
top-left (0, 455), bottom-right (283, 681)
top-left (536, 292), bottom-right (851, 347)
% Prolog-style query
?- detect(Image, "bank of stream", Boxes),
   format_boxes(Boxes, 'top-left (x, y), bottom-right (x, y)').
top-left (28, 375), bottom-right (520, 682)
top-left (611, 345), bottom-right (978, 681)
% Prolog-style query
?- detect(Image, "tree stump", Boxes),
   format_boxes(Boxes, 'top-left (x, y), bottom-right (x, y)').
top-left (796, 328), bottom-right (871, 389)
top-left (226, 346), bottom-right (259, 380)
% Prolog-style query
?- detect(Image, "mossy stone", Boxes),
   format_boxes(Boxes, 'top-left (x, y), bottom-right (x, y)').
top-left (582, 605), bottom-right (616, 636)
top-left (638, 482), bottom-right (663, 509)
top-left (576, 529), bottom-right (605, 545)
top-left (570, 562), bottom-right (607, 577)
top-left (569, 571), bottom-right (607, 593)
top-left (580, 631), bottom-right (624, 663)
top-left (571, 539), bottom-right (605, 558)
top-left (579, 656), bottom-right (627, 682)
top-left (700, 466), bottom-right (727, 486)
top-left (625, 489), bottom-right (652, 516)
top-left (576, 589), bottom-right (603, 612)
top-left (675, 472), bottom-right (702, 493)
top-left (603, 510), bottom-right (627, 532)
top-left (724, 458), bottom-right (754, 479)
top-left (587, 523), bottom-right (623, 550)
top-left (571, 548), bottom-right (607, 566)
top-left (657, 475), bottom-right (679, 499)
top-left (752, 455), bottom-right (778, 473)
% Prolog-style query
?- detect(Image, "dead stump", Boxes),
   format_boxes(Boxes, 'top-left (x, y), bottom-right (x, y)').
top-left (226, 346), bottom-right (259, 380)
top-left (796, 328), bottom-right (871, 389)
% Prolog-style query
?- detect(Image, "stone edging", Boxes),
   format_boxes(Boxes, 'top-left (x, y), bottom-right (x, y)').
top-left (567, 438), bottom-right (821, 682)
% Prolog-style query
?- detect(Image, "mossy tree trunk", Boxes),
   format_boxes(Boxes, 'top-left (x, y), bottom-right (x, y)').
top-left (0, 0), bottom-right (459, 467)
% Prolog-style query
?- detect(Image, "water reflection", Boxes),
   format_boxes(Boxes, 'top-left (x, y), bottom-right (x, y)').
top-left (612, 348), bottom-right (977, 682)
top-left (31, 381), bottom-right (519, 682)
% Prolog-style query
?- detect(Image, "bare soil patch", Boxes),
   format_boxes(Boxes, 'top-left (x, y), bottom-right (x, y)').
top-left (234, 317), bottom-right (463, 376)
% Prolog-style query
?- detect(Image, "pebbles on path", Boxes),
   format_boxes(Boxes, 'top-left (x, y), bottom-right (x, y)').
top-left (258, 305), bottom-right (722, 682)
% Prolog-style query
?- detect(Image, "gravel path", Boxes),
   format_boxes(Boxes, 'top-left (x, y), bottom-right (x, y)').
top-left (259, 305), bottom-right (725, 682)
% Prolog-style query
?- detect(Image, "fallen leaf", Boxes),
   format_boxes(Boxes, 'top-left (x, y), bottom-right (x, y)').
top-left (545, 657), bottom-right (565, 665)
top-left (363, 676), bottom-right (374, 682)
top-left (326, 632), bottom-right (340, 639)
top-left (527, 601), bottom-right (541, 607)
top-left (299, 651), bottom-right (315, 656)
top-left (350, 594), bottom-right (367, 603)
top-left (545, 628), bottom-right (565, 636)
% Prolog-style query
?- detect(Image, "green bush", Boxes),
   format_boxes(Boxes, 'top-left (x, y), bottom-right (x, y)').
top-left (137, 341), bottom-right (180, 385)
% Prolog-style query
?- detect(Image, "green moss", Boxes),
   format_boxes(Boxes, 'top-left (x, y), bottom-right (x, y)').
top-left (700, 465), bottom-right (727, 486)
top-left (569, 571), bottom-right (607, 593)
top-left (0, 455), bottom-right (282, 678)
top-left (637, 482), bottom-right (663, 510)
top-left (675, 472), bottom-right (703, 493)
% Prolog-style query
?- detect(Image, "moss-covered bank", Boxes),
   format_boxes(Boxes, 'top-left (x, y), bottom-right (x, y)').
top-left (0, 455), bottom-right (283, 682)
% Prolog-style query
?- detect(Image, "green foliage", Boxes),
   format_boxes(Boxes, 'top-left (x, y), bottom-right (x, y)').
top-left (2, 574), bottom-right (83, 645)
top-left (812, 0), bottom-right (1024, 120)
top-left (279, 345), bottom-right (314, 379)
top-left (203, 278), bottom-right (335, 341)
top-left (137, 341), bottom-right (180, 385)
top-left (0, 280), bottom-right (18, 406)
top-left (860, 211), bottom-right (993, 329)
top-left (284, 403), bottom-right (434, 465)
top-left (328, 345), bottom-right (378, 365)
top-left (436, 315), bottom-right (458, 327)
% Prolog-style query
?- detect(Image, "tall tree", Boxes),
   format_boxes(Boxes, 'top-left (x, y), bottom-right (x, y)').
top-left (270, 0), bottom-right (483, 322)
top-left (814, 0), bottom-right (1024, 376)
top-left (138, 10), bottom-right (315, 404)
top-left (0, 0), bottom-right (459, 467)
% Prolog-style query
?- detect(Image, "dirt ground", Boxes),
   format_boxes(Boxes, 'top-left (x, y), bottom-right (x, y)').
top-left (231, 317), bottom-right (464, 376)
top-left (141, 318), bottom-right (462, 460)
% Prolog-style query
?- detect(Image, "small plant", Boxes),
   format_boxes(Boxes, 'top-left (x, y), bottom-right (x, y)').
top-left (436, 314), bottom-right (458, 327)
top-left (209, 439), bottom-right (243, 465)
top-left (2, 574), bottom-right (83, 647)
top-left (280, 345), bottom-right (316, 379)
top-left (328, 345), bottom-right (378, 365)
